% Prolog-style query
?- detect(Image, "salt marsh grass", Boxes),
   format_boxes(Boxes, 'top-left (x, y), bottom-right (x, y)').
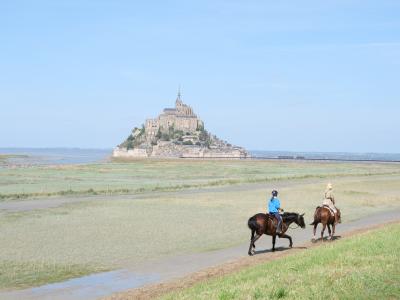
top-left (1, 160), bottom-right (399, 200)
top-left (0, 160), bottom-right (399, 289)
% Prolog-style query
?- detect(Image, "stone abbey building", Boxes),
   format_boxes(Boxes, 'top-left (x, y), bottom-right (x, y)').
top-left (113, 92), bottom-right (249, 159)
top-left (145, 92), bottom-right (204, 138)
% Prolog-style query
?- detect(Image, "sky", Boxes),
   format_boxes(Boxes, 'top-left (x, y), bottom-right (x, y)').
top-left (0, 0), bottom-right (399, 152)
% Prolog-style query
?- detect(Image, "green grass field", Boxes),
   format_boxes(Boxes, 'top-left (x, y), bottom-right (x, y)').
top-left (0, 160), bottom-right (399, 290)
top-left (1, 159), bottom-right (400, 200)
top-left (162, 223), bottom-right (400, 300)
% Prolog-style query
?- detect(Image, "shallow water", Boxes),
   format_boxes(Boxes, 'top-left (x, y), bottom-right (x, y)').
top-left (252, 150), bottom-right (400, 161)
top-left (0, 148), bottom-right (112, 165)
top-left (1, 148), bottom-right (399, 166)
top-left (1, 270), bottom-right (160, 300)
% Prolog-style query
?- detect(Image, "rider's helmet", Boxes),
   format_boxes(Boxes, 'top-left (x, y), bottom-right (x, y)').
top-left (272, 190), bottom-right (278, 197)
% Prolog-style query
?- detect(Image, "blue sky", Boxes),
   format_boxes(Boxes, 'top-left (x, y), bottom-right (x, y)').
top-left (1, 1), bottom-right (399, 152)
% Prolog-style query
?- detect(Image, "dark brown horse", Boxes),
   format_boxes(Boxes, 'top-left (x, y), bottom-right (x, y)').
top-left (247, 212), bottom-right (306, 256)
top-left (310, 206), bottom-right (341, 241)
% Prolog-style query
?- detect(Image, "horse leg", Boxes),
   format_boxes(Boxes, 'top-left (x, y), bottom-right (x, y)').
top-left (313, 223), bottom-right (319, 241)
top-left (327, 224), bottom-right (332, 240)
top-left (321, 223), bottom-right (327, 242)
top-left (248, 230), bottom-right (255, 255)
top-left (332, 223), bottom-right (336, 239)
top-left (313, 223), bottom-right (318, 241)
top-left (280, 234), bottom-right (293, 248)
top-left (248, 234), bottom-right (261, 256)
top-left (272, 235), bottom-right (277, 252)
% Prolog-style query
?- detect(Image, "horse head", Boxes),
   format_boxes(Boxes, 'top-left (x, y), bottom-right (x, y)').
top-left (296, 213), bottom-right (306, 228)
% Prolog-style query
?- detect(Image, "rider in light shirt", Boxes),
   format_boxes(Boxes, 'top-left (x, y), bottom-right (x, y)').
top-left (269, 190), bottom-right (283, 234)
top-left (322, 183), bottom-right (338, 224)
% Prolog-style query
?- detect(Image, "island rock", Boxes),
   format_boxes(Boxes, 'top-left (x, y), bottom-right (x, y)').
top-left (113, 92), bottom-right (250, 159)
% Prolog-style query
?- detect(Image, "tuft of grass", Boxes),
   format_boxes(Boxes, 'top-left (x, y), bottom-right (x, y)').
top-left (253, 288), bottom-right (264, 299)
top-left (162, 223), bottom-right (400, 300)
top-left (270, 287), bottom-right (287, 299)
top-left (218, 290), bottom-right (236, 300)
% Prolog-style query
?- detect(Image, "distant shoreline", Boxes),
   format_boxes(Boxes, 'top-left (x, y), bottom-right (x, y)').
top-left (250, 157), bottom-right (400, 163)
top-left (1, 148), bottom-right (400, 165)
top-left (178, 156), bottom-right (400, 163)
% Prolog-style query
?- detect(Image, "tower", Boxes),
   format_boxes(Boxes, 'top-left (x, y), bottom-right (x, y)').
top-left (175, 86), bottom-right (183, 107)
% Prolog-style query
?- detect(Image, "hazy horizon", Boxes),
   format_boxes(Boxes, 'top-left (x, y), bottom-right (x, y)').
top-left (1, 1), bottom-right (399, 152)
top-left (1, 147), bottom-right (400, 156)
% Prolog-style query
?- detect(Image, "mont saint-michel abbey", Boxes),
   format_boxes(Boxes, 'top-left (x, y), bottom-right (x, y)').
top-left (113, 91), bottom-right (249, 159)
top-left (145, 92), bottom-right (204, 137)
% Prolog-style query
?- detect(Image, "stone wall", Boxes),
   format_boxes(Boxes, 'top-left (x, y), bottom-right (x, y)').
top-left (113, 143), bottom-right (249, 159)
top-left (112, 147), bottom-right (148, 158)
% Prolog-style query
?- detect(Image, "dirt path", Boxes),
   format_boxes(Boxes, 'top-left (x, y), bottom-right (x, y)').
top-left (1, 209), bottom-right (399, 300)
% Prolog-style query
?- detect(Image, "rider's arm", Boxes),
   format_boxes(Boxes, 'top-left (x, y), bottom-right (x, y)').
top-left (276, 199), bottom-right (281, 210)
top-left (331, 194), bottom-right (335, 205)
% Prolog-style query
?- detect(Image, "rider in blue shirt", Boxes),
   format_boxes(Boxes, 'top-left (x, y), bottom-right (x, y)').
top-left (268, 190), bottom-right (283, 234)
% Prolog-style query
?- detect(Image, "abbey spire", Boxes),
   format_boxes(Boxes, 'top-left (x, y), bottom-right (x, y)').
top-left (175, 86), bottom-right (183, 107)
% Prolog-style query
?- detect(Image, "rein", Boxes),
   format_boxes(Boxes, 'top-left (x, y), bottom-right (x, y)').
top-left (288, 224), bottom-right (300, 230)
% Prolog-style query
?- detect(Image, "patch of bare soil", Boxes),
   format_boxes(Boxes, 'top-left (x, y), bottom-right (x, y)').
top-left (105, 220), bottom-right (399, 300)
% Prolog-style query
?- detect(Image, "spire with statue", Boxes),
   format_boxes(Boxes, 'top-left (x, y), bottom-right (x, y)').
top-left (175, 86), bottom-right (183, 106)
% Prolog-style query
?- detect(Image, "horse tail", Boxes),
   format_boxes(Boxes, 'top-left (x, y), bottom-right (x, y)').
top-left (310, 207), bottom-right (320, 225)
top-left (248, 216), bottom-right (260, 232)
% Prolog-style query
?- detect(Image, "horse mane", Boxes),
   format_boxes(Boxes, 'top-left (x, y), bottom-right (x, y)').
top-left (282, 212), bottom-right (299, 222)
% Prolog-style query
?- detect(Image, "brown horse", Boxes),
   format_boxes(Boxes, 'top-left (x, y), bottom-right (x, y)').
top-left (247, 212), bottom-right (306, 256)
top-left (310, 206), bottom-right (341, 241)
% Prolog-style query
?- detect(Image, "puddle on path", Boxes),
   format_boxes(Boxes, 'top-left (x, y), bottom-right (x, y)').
top-left (1, 270), bottom-right (160, 300)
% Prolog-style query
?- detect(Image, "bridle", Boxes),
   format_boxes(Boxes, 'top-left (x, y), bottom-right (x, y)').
top-left (288, 215), bottom-right (304, 230)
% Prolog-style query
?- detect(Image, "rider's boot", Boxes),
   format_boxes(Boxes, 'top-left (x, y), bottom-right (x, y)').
top-left (276, 221), bottom-right (282, 234)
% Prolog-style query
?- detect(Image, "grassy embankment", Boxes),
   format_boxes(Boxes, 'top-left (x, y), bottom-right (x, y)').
top-left (1, 160), bottom-right (400, 200)
top-left (1, 171), bottom-right (400, 290)
top-left (162, 223), bottom-right (400, 300)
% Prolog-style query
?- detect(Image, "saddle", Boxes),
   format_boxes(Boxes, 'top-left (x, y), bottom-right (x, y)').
top-left (267, 213), bottom-right (283, 224)
top-left (320, 205), bottom-right (335, 217)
